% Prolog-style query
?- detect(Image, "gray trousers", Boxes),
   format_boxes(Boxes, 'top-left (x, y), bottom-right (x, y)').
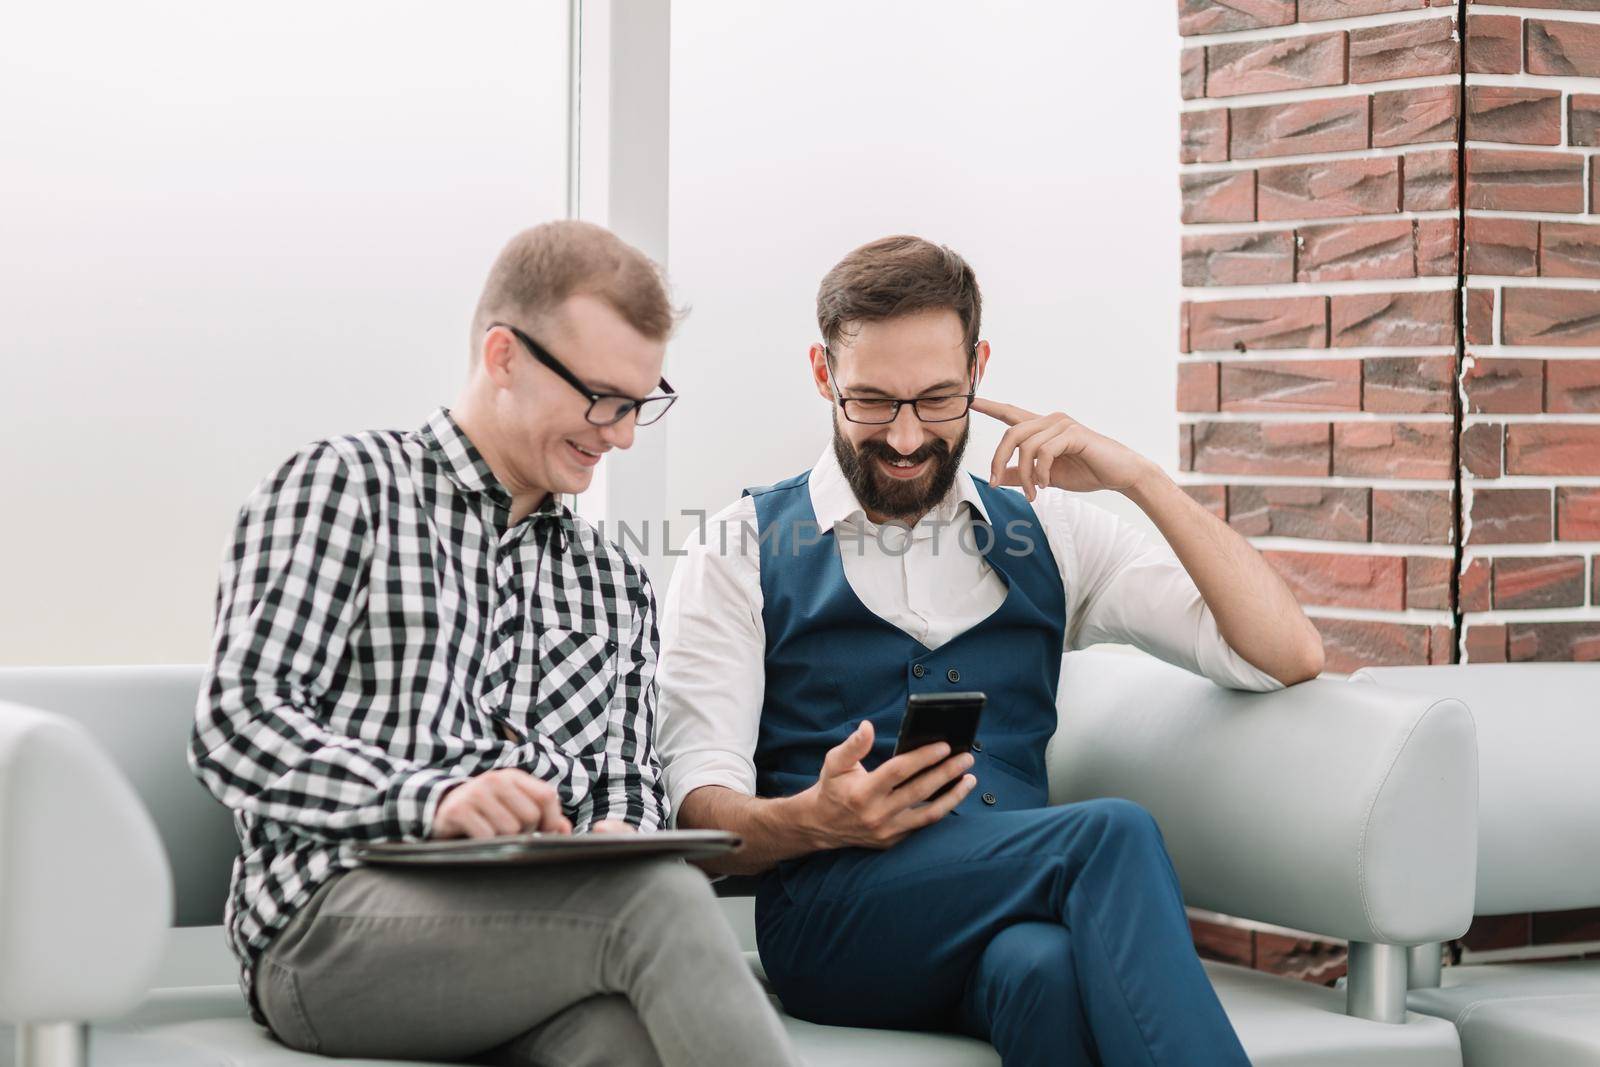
top-left (255, 858), bottom-right (799, 1067)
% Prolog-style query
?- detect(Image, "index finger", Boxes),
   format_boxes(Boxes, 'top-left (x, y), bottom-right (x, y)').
top-left (970, 397), bottom-right (1036, 426)
top-left (870, 741), bottom-right (953, 790)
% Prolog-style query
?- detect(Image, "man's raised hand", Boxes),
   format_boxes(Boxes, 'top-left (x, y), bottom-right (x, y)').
top-left (430, 768), bottom-right (572, 840)
top-left (972, 397), bottom-right (1158, 501)
top-left (795, 720), bottom-right (976, 851)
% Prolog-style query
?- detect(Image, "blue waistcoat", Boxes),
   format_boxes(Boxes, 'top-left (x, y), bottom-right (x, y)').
top-left (747, 469), bottom-right (1066, 814)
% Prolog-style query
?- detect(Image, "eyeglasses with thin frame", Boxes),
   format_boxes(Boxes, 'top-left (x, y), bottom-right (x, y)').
top-left (489, 322), bottom-right (678, 427)
top-left (823, 345), bottom-right (977, 425)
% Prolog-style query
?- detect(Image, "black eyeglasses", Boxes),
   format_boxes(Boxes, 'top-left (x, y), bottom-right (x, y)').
top-left (823, 346), bottom-right (975, 425)
top-left (489, 322), bottom-right (678, 427)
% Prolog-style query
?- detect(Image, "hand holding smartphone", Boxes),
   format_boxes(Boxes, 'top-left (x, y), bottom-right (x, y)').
top-left (892, 692), bottom-right (986, 800)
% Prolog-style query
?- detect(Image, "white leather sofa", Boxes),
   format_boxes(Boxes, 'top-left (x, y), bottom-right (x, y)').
top-left (0, 651), bottom-right (1478, 1066)
top-left (1356, 663), bottom-right (1600, 1066)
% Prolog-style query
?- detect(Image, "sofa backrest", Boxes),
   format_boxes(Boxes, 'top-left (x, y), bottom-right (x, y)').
top-left (0, 665), bottom-right (234, 927)
top-left (1354, 663), bottom-right (1600, 916)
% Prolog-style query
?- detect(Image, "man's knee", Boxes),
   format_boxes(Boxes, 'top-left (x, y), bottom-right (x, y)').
top-left (1075, 796), bottom-right (1164, 844)
top-left (615, 860), bottom-right (727, 936)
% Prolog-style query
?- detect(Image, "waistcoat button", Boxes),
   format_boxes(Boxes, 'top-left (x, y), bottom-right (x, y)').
top-left (946, 668), bottom-right (961, 683)
top-left (912, 664), bottom-right (925, 679)
top-left (981, 792), bottom-right (997, 806)
top-left (971, 740), bottom-right (984, 752)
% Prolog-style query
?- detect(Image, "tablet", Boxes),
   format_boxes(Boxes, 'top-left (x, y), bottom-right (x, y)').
top-left (353, 829), bottom-right (741, 867)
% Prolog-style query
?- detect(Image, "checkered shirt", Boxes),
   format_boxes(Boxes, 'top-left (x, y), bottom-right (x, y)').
top-left (189, 407), bottom-right (667, 1014)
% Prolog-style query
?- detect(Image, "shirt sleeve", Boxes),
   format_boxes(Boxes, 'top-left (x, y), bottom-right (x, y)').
top-left (189, 443), bottom-right (467, 844)
top-left (655, 498), bottom-right (768, 825)
top-left (1039, 490), bottom-right (1284, 693)
top-left (586, 563), bottom-right (671, 831)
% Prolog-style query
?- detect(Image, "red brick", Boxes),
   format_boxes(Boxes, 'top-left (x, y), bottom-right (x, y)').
top-left (1467, 87), bottom-right (1562, 146)
top-left (1462, 421), bottom-right (1505, 477)
top-left (1178, 362), bottom-right (1221, 412)
top-left (1181, 170), bottom-right (1257, 224)
top-left (1508, 621), bottom-right (1600, 661)
top-left (1230, 97), bottom-right (1369, 161)
top-left (1331, 291), bottom-right (1456, 347)
top-left (1220, 360), bottom-right (1362, 412)
top-left (1349, 18), bottom-right (1459, 82)
top-left (1265, 550), bottom-right (1406, 610)
top-left (1228, 484), bottom-right (1370, 541)
top-left (1252, 931), bottom-right (1348, 985)
top-left (1406, 555), bottom-right (1454, 609)
top-left (1403, 150), bottom-right (1459, 212)
top-left (1558, 486), bottom-right (1600, 539)
top-left (1182, 109), bottom-right (1230, 164)
top-left (1464, 624), bottom-right (1509, 664)
top-left (1182, 47), bottom-right (1206, 101)
top-left (1465, 216), bottom-right (1538, 277)
top-left (1315, 618), bottom-right (1431, 672)
top-left (1461, 556), bottom-right (1492, 612)
top-left (1183, 231), bottom-right (1296, 286)
top-left (1462, 914), bottom-right (1530, 952)
top-left (1466, 288), bottom-right (1496, 345)
top-left (1373, 489), bottom-right (1454, 545)
top-left (1190, 296), bottom-right (1328, 351)
top-left (1192, 421), bottom-right (1332, 475)
top-left (1206, 33), bottom-right (1347, 98)
top-left (1532, 907), bottom-right (1600, 945)
top-left (1335, 421), bottom-right (1455, 478)
top-left (1527, 18), bottom-right (1600, 77)
top-left (1546, 359), bottom-right (1600, 411)
top-left (1179, 0), bottom-right (1296, 36)
top-left (1295, 220), bottom-right (1413, 283)
top-left (1416, 218), bottom-right (1459, 277)
top-left (1467, 14), bottom-right (1524, 74)
top-left (1373, 87), bottom-right (1459, 148)
top-left (1468, 488), bottom-right (1553, 544)
top-left (1463, 358), bottom-right (1545, 413)
top-left (1570, 94), bottom-right (1600, 147)
top-left (1180, 424), bottom-right (1195, 471)
top-left (1429, 624), bottom-right (1458, 665)
top-left (1504, 287), bottom-right (1600, 345)
top-left (1183, 484), bottom-right (1228, 520)
top-left (1301, 0), bottom-right (1425, 17)
top-left (1467, 149), bottom-right (1587, 213)
top-left (1191, 917), bottom-right (1254, 968)
top-left (1259, 158), bottom-right (1401, 221)
top-left (1539, 222), bottom-right (1600, 278)
top-left (1506, 423), bottom-right (1600, 474)
top-left (1363, 355), bottom-right (1454, 413)
top-left (1493, 555), bottom-right (1587, 609)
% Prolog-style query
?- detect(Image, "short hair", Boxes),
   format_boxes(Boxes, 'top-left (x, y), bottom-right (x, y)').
top-left (471, 221), bottom-right (676, 350)
top-left (815, 235), bottom-right (982, 360)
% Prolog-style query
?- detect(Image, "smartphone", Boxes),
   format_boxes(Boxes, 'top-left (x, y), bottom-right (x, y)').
top-left (892, 691), bottom-right (986, 800)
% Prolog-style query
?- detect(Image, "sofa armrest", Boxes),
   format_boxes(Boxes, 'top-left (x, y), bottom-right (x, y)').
top-left (1047, 650), bottom-right (1477, 947)
top-left (0, 701), bottom-right (172, 1024)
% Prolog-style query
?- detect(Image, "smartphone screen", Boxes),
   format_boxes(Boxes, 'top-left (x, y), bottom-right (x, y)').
top-left (893, 691), bottom-right (986, 799)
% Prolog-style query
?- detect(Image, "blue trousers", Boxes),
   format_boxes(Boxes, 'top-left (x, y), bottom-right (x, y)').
top-left (754, 799), bottom-right (1251, 1067)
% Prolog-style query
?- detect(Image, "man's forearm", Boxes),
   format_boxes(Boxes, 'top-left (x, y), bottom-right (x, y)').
top-left (677, 784), bottom-right (822, 876)
top-left (1125, 467), bottom-right (1324, 685)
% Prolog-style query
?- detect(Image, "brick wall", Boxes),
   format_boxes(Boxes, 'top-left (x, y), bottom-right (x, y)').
top-left (1177, 0), bottom-right (1600, 980)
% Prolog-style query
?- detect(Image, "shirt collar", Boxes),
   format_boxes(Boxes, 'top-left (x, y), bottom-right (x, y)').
top-left (808, 442), bottom-right (991, 531)
top-left (415, 407), bottom-right (512, 502)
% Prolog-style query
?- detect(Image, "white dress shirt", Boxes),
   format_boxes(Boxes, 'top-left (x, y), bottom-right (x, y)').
top-left (656, 446), bottom-right (1282, 822)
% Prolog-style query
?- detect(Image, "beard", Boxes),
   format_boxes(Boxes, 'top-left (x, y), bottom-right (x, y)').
top-left (832, 416), bottom-right (970, 523)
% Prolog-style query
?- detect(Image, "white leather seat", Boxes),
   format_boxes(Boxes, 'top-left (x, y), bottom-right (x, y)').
top-left (1356, 664), bottom-right (1600, 1067)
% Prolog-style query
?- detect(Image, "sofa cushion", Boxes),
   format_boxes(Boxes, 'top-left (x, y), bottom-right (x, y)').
top-left (1408, 961), bottom-right (1600, 1067)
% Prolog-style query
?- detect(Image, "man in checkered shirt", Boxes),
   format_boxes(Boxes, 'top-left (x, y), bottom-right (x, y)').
top-left (190, 221), bottom-right (798, 1067)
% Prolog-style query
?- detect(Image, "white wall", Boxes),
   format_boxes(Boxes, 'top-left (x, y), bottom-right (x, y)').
top-left (660, 0), bottom-right (1181, 585)
top-left (0, 1), bottom-right (572, 665)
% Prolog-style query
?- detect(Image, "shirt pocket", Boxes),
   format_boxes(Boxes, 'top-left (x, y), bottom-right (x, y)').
top-left (526, 625), bottom-right (622, 756)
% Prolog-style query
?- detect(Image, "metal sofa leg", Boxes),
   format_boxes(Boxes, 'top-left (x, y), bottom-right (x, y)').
top-left (1407, 942), bottom-right (1443, 990)
top-left (1346, 942), bottom-right (1409, 1023)
top-left (17, 1023), bottom-right (88, 1067)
